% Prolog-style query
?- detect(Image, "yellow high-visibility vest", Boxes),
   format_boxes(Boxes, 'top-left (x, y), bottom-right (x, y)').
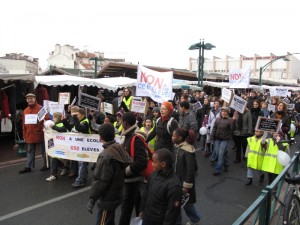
top-left (114, 121), bottom-right (123, 133)
top-left (81, 118), bottom-right (92, 134)
top-left (140, 127), bottom-right (155, 152)
top-left (261, 139), bottom-right (289, 174)
top-left (247, 136), bottom-right (265, 170)
top-left (122, 96), bottom-right (132, 111)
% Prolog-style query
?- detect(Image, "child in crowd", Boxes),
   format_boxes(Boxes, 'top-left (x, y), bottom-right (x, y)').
top-left (140, 117), bottom-right (155, 152)
top-left (86, 123), bottom-right (132, 225)
top-left (245, 130), bottom-right (266, 186)
top-left (172, 128), bottom-right (201, 225)
top-left (114, 111), bottom-right (123, 135)
top-left (140, 148), bottom-right (182, 225)
top-left (46, 112), bottom-right (67, 181)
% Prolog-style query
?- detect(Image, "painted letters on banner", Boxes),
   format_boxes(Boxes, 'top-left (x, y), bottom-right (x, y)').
top-left (229, 67), bottom-right (251, 89)
top-left (221, 88), bottom-right (233, 103)
top-left (136, 65), bottom-right (173, 103)
top-left (230, 94), bottom-right (247, 114)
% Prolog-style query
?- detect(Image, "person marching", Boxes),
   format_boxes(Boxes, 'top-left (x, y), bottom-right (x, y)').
top-left (244, 130), bottom-right (266, 186)
top-left (140, 117), bottom-right (156, 152)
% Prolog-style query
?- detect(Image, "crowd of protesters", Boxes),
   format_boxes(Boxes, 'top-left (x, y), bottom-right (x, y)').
top-left (16, 85), bottom-right (300, 225)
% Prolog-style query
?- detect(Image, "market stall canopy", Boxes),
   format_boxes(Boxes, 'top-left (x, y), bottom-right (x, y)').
top-left (0, 73), bottom-right (34, 82)
top-left (34, 75), bottom-right (136, 91)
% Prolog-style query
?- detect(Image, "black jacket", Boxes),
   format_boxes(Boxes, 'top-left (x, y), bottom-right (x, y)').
top-left (147, 116), bottom-right (178, 151)
top-left (196, 104), bottom-right (211, 129)
top-left (89, 141), bottom-right (132, 210)
top-left (140, 168), bottom-right (182, 225)
top-left (122, 125), bottom-right (148, 182)
top-left (174, 142), bottom-right (197, 203)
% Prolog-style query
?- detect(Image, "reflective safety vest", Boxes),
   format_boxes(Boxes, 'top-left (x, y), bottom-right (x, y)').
top-left (114, 121), bottom-right (123, 134)
top-left (246, 136), bottom-right (265, 170)
top-left (122, 96), bottom-right (132, 111)
top-left (140, 127), bottom-right (155, 152)
top-left (261, 139), bottom-right (289, 174)
top-left (55, 122), bottom-right (64, 127)
top-left (81, 118), bottom-right (92, 134)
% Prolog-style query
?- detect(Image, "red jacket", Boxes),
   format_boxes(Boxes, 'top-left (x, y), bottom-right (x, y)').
top-left (23, 103), bottom-right (49, 143)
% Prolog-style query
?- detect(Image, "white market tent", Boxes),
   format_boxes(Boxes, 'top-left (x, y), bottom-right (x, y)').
top-left (34, 75), bottom-right (136, 91)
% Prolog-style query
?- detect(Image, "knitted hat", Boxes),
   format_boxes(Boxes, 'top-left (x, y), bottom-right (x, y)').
top-left (162, 101), bottom-right (174, 113)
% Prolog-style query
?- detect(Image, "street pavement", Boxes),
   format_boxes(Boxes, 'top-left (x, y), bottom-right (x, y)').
top-left (0, 138), bottom-right (298, 225)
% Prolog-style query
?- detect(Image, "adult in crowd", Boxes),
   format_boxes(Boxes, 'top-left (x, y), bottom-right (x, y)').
top-left (250, 99), bottom-right (264, 132)
top-left (261, 101), bottom-right (270, 118)
top-left (196, 97), bottom-right (211, 149)
top-left (232, 108), bottom-right (252, 163)
top-left (247, 90), bottom-right (258, 110)
top-left (19, 93), bottom-right (50, 174)
top-left (112, 90), bottom-right (123, 115)
top-left (118, 112), bottom-right (148, 225)
top-left (147, 101), bottom-right (179, 151)
top-left (72, 108), bottom-right (91, 188)
top-left (211, 107), bottom-right (234, 176)
top-left (178, 101), bottom-right (198, 135)
top-left (120, 88), bottom-right (133, 112)
top-left (271, 102), bottom-right (291, 138)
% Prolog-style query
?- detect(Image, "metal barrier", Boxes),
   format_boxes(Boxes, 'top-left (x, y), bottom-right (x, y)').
top-left (232, 151), bottom-right (300, 225)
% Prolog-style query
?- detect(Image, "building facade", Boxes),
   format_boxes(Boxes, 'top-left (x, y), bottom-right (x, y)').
top-left (0, 53), bottom-right (39, 74)
top-left (189, 53), bottom-right (300, 84)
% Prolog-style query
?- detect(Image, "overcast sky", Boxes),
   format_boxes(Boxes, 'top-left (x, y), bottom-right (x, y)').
top-left (0, 0), bottom-right (299, 70)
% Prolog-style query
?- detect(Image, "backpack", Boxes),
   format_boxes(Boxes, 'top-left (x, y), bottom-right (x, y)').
top-left (130, 135), bottom-right (154, 180)
top-left (156, 117), bottom-right (177, 135)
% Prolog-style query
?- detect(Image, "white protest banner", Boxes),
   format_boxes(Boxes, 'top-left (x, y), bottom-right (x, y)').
top-left (43, 100), bottom-right (57, 113)
top-left (270, 87), bottom-right (289, 97)
top-left (229, 67), bottom-right (251, 89)
top-left (37, 107), bottom-right (48, 121)
top-left (45, 131), bottom-right (102, 163)
top-left (131, 99), bottom-right (147, 114)
top-left (103, 102), bottom-right (114, 114)
top-left (58, 92), bottom-right (71, 105)
top-left (230, 94), bottom-right (247, 114)
top-left (136, 65), bottom-right (173, 103)
top-left (78, 93), bottom-right (101, 111)
top-left (268, 104), bottom-right (276, 112)
top-left (221, 88), bottom-right (233, 103)
top-left (48, 102), bottom-right (65, 115)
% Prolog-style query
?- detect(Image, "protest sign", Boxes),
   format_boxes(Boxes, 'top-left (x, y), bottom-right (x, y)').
top-left (283, 97), bottom-right (290, 104)
top-left (37, 107), bottom-right (48, 121)
top-left (288, 104), bottom-right (295, 110)
top-left (255, 117), bottom-right (281, 133)
top-left (229, 67), bottom-right (251, 89)
top-left (78, 93), bottom-right (101, 111)
top-left (25, 114), bottom-right (38, 124)
top-left (136, 65), bottom-right (173, 103)
top-left (268, 104), bottom-right (276, 112)
top-left (221, 88), bottom-right (233, 103)
top-left (58, 92), bottom-right (71, 105)
top-left (229, 94), bottom-right (247, 114)
top-left (131, 99), bottom-right (147, 114)
top-left (43, 100), bottom-right (57, 113)
top-left (270, 87), bottom-right (289, 97)
top-left (48, 102), bottom-right (64, 115)
top-left (103, 102), bottom-right (114, 114)
top-left (193, 101), bottom-right (202, 110)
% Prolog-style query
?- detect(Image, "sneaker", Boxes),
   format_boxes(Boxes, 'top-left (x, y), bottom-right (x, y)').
top-left (19, 167), bottom-right (31, 174)
top-left (40, 165), bottom-right (50, 171)
top-left (72, 181), bottom-right (86, 188)
top-left (60, 168), bottom-right (68, 176)
top-left (46, 175), bottom-right (57, 182)
top-left (181, 193), bottom-right (190, 208)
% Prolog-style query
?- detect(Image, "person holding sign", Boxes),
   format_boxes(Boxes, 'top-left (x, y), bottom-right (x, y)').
top-left (19, 93), bottom-right (50, 174)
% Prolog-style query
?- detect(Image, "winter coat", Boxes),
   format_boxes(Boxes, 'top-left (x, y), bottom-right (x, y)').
top-left (233, 110), bottom-right (253, 136)
top-left (140, 168), bottom-right (182, 225)
top-left (179, 111), bottom-right (198, 134)
top-left (90, 141), bottom-right (132, 210)
top-left (250, 108), bottom-right (264, 132)
top-left (121, 124), bottom-right (148, 182)
top-left (271, 111), bottom-right (291, 135)
top-left (23, 103), bottom-right (49, 143)
top-left (211, 116), bottom-right (234, 141)
top-left (196, 104), bottom-right (211, 129)
top-left (0, 92), bottom-right (10, 118)
top-left (174, 141), bottom-right (197, 203)
top-left (147, 116), bottom-right (179, 151)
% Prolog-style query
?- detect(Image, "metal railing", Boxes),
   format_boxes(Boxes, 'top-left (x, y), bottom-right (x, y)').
top-left (232, 151), bottom-right (300, 225)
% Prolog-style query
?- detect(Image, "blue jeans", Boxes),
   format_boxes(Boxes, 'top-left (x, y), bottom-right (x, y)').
top-left (210, 143), bottom-right (218, 161)
top-left (26, 142), bottom-right (46, 169)
top-left (75, 161), bottom-right (88, 183)
top-left (177, 203), bottom-right (201, 224)
top-left (214, 139), bottom-right (229, 173)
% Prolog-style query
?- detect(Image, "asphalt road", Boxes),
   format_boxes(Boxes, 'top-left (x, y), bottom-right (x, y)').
top-left (1, 138), bottom-right (297, 225)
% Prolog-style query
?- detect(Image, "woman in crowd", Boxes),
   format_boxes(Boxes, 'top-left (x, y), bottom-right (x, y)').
top-left (250, 99), bottom-right (264, 132)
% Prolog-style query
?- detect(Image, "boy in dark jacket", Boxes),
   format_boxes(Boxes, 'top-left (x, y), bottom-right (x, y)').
top-left (87, 123), bottom-right (132, 225)
top-left (140, 148), bottom-right (182, 225)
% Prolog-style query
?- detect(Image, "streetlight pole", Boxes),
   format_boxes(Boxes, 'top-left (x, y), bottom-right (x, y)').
top-left (89, 57), bottom-right (100, 78)
top-left (189, 40), bottom-right (215, 88)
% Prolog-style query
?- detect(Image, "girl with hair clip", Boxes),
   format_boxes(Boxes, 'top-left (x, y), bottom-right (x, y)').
top-left (172, 128), bottom-right (201, 225)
